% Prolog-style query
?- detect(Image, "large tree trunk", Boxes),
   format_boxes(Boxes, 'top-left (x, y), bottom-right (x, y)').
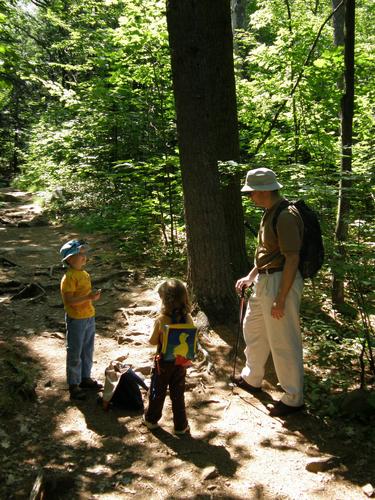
top-left (226, 0), bottom-right (251, 279)
top-left (332, 0), bottom-right (355, 306)
top-left (166, 0), bottom-right (243, 322)
top-left (222, 175), bottom-right (249, 280)
top-left (208, 0), bottom-right (248, 280)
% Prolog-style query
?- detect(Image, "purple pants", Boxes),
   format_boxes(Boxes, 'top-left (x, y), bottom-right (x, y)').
top-left (145, 360), bottom-right (188, 432)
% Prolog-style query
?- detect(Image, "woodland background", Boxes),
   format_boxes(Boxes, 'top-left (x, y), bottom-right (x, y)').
top-left (0, 0), bottom-right (374, 416)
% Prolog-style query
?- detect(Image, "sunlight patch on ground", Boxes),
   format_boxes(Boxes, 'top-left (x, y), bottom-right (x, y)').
top-left (54, 406), bottom-right (102, 447)
top-left (26, 336), bottom-right (66, 383)
top-left (86, 464), bottom-right (113, 475)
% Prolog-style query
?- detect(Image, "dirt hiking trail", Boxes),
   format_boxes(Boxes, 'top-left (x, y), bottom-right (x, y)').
top-left (0, 188), bottom-right (373, 499)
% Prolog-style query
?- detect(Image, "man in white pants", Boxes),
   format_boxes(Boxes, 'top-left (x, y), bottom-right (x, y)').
top-left (234, 167), bottom-right (304, 417)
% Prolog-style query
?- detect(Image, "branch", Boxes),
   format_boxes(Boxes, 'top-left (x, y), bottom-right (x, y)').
top-left (251, 0), bottom-right (345, 157)
top-left (30, 0), bottom-right (52, 9)
top-left (284, 0), bottom-right (292, 33)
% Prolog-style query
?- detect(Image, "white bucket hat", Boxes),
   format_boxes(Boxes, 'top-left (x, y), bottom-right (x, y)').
top-left (241, 168), bottom-right (283, 192)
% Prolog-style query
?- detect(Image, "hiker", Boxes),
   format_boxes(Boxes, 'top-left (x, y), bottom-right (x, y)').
top-left (233, 168), bottom-right (305, 417)
top-left (60, 239), bottom-right (103, 400)
top-left (143, 279), bottom-right (193, 434)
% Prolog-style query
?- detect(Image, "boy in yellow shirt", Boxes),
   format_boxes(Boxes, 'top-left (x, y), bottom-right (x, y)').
top-left (60, 239), bottom-right (102, 400)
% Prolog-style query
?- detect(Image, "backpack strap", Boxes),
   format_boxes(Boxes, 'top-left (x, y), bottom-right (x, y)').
top-left (272, 199), bottom-right (291, 236)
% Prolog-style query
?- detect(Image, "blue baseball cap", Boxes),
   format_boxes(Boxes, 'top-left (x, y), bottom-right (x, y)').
top-left (60, 239), bottom-right (89, 262)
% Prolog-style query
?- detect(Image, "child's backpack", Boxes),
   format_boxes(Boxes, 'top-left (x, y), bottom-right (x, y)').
top-left (102, 358), bottom-right (147, 411)
top-left (272, 199), bottom-right (324, 279)
top-left (161, 323), bottom-right (198, 366)
top-left (110, 369), bottom-right (146, 410)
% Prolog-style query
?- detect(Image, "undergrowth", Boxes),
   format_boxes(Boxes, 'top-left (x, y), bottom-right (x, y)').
top-left (302, 290), bottom-right (375, 420)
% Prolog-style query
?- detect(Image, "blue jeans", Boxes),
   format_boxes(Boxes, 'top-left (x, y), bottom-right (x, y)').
top-left (66, 316), bottom-right (96, 385)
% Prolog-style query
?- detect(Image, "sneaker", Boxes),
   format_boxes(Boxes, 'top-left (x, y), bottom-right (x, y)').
top-left (69, 385), bottom-right (86, 400)
top-left (231, 376), bottom-right (262, 395)
top-left (79, 378), bottom-right (103, 390)
top-left (268, 401), bottom-right (305, 417)
top-left (174, 425), bottom-right (190, 435)
top-left (142, 416), bottom-right (159, 430)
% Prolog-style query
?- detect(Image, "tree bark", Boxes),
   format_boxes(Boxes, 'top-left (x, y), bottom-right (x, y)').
top-left (221, 174), bottom-right (249, 280)
top-left (166, 0), bottom-right (242, 322)
top-left (230, 0), bottom-right (248, 31)
top-left (227, 0), bottom-right (251, 280)
top-left (10, 89), bottom-right (20, 176)
top-left (332, 0), bottom-right (345, 47)
top-left (332, 0), bottom-right (355, 306)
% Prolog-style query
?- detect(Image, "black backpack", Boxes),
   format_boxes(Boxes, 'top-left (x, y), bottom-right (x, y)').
top-left (110, 368), bottom-right (147, 411)
top-left (272, 199), bottom-right (324, 279)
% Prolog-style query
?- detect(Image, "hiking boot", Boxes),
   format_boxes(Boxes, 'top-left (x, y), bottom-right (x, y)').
top-left (79, 378), bottom-right (103, 390)
top-left (268, 401), bottom-right (305, 417)
top-left (142, 416), bottom-right (159, 430)
top-left (231, 376), bottom-right (262, 395)
top-left (69, 385), bottom-right (86, 400)
top-left (174, 425), bottom-right (190, 435)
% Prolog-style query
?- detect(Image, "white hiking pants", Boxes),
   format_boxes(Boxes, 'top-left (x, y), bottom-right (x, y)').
top-left (241, 271), bottom-right (304, 407)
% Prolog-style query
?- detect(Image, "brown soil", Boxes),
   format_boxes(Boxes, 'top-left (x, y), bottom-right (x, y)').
top-left (0, 189), bottom-right (373, 499)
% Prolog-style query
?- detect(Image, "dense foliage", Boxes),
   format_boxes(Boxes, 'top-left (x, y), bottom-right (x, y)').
top-left (1, 0), bottom-right (182, 259)
top-left (0, 0), bottom-right (374, 404)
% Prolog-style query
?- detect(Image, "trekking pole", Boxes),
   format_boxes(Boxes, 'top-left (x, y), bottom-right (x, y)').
top-left (231, 286), bottom-right (247, 382)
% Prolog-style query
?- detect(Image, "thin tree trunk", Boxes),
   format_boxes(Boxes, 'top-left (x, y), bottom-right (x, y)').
top-left (332, 0), bottom-right (355, 306)
top-left (231, 0), bottom-right (248, 31)
top-left (283, 0), bottom-right (300, 163)
top-left (332, 0), bottom-right (345, 93)
top-left (332, 0), bottom-right (345, 47)
top-left (10, 91), bottom-right (20, 174)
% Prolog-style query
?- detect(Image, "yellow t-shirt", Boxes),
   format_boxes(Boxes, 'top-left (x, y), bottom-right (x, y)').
top-left (61, 268), bottom-right (95, 319)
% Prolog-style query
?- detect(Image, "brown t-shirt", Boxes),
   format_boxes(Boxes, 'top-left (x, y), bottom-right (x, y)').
top-left (255, 198), bottom-right (303, 271)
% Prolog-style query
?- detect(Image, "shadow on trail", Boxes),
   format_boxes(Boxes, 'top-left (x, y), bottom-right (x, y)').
top-left (169, 486), bottom-right (270, 500)
top-left (149, 427), bottom-right (239, 477)
top-left (277, 406), bottom-right (375, 486)
top-left (246, 388), bottom-right (375, 488)
top-left (73, 393), bottom-right (134, 438)
top-left (17, 386), bottom-right (148, 496)
top-left (209, 325), bottom-right (374, 489)
top-left (0, 338), bottom-right (140, 497)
